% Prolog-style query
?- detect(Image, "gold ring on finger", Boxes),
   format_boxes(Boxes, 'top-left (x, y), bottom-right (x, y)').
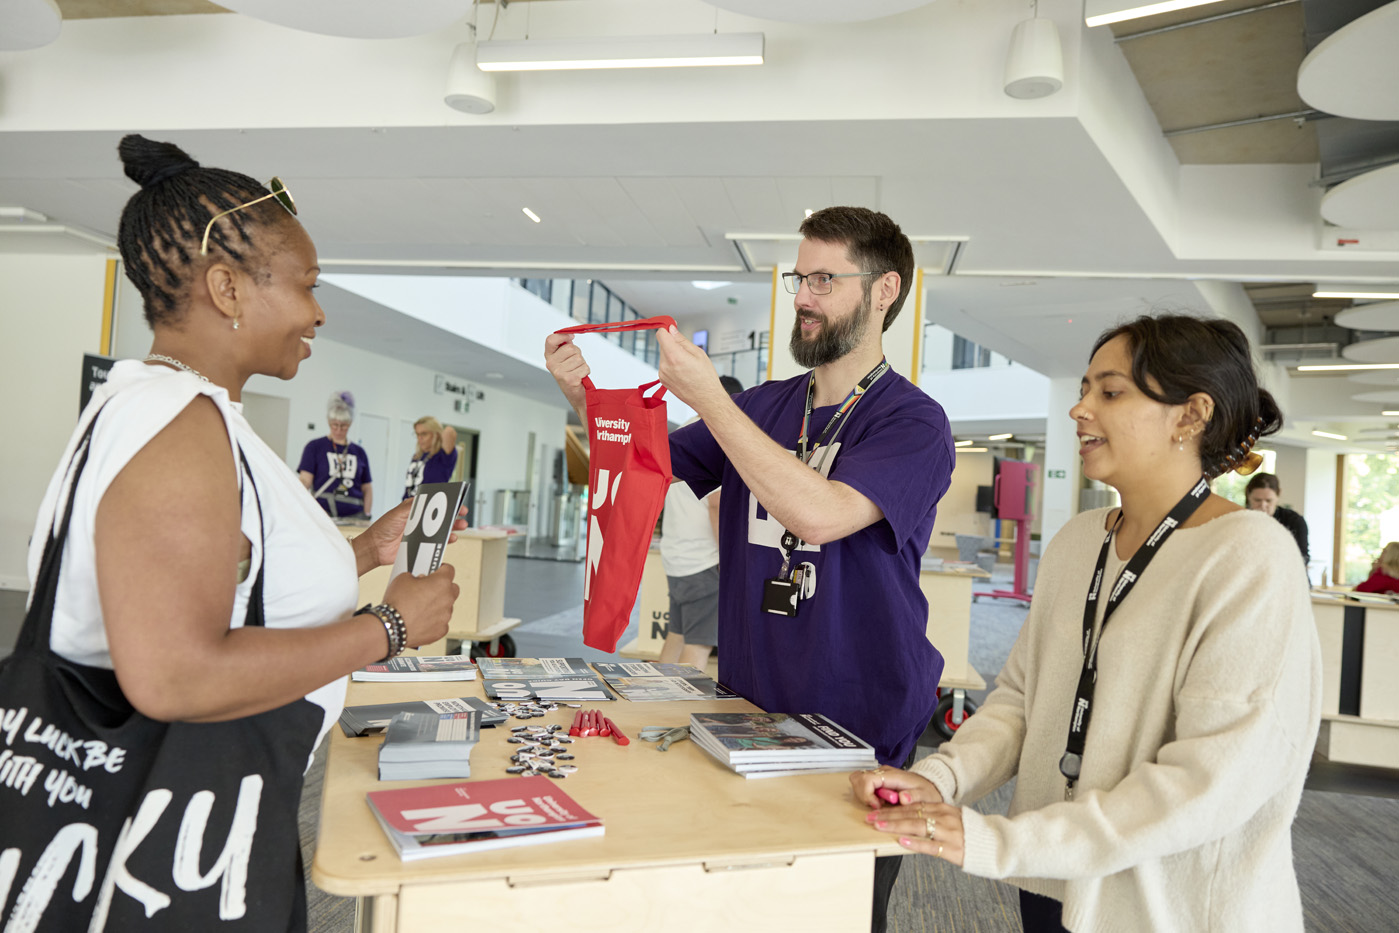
top-left (938, 844), bottom-right (944, 858)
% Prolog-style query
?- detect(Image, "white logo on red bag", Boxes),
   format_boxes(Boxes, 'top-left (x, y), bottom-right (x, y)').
top-left (584, 469), bottom-right (624, 601)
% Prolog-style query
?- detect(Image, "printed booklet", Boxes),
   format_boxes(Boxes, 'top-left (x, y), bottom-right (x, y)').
top-left (386, 481), bottom-right (471, 589)
top-left (591, 661), bottom-right (739, 702)
top-left (378, 710), bottom-right (480, 781)
top-left (688, 712), bottom-right (877, 774)
top-left (339, 696), bottom-right (505, 737)
top-left (352, 655), bottom-right (478, 682)
top-left (482, 678), bottom-right (614, 702)
top-left (474, 657), bottom-right (596, 680)
top-left (366, 775), bottom-right (604, 861)
top-left (476, 657), bottom-right (614, 702)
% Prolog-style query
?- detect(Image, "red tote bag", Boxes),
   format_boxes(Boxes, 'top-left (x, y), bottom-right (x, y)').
top-left (555, 317), bottom-right (677, 651)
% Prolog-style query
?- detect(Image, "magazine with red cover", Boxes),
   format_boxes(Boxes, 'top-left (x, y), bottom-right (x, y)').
top-left (366, 776), bottom-right (604, 861)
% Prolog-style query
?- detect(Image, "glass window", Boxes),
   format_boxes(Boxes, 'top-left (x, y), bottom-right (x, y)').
top-left (1340, 453), bottom-right (1399, 584)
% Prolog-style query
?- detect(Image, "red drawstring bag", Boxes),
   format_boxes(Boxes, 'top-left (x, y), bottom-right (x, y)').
top-left (555, 317), bottom-right (677, 651)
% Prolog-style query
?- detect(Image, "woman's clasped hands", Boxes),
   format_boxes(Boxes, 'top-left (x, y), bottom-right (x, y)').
top-left (850, 767), bottom-right (966, 866)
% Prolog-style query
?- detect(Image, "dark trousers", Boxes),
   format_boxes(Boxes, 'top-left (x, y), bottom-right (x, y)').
top-left (870, 748), bottom-right (918, 933)
top-left (1019, 890), bottom-right (1070, 933)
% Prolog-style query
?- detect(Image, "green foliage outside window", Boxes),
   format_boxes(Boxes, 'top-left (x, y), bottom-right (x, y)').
top-left (1342, 453), bottom-right (1399, 585)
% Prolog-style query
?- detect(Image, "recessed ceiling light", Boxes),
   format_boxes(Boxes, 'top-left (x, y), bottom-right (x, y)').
top-left (1313, 288), bottom-right (1399, 300)
top-left (954, 439), bottom-right (974, 447)
top-left (1312, 430), bottom-right (1349, 441)
top-left (988, 433), bottom-right (1014, 441)
top-left (691, 280), bottom-right (731, 290)
top-left (1383, 410), bottom-right (1399, 416)
top-left (804, 209), bottom-right (814, 218)
top-left (522, 207), bottom-right (541, 223)
top-left (1296, 363), bottom-right (1399, 372)
top-left (1085, 0), bottom-right (1228, 28)
top-left (957, 447), bottom-right (989, 453)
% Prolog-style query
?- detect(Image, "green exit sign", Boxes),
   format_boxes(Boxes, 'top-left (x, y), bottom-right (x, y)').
top-left (1047, 469), bottom-right (1067, 479)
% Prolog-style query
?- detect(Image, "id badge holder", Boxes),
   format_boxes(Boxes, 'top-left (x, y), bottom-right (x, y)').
top-left (762, 576), bottom-right (800, 616)
top-left (763, 538), bottom-right (804, 617)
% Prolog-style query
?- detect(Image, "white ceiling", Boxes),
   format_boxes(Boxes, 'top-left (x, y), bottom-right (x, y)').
top-left (4, 0), bottom-right (1399, 449)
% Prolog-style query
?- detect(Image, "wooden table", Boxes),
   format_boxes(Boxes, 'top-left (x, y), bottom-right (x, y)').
top-left (1311, 591), bottom-right (1399, 768)
top-left (313, 681), bottom-right (902, 932)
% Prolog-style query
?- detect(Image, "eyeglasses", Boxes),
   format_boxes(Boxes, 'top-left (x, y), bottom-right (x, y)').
top-left (781, 271), bottom-right (884, 295)
top-left (199, 177), bottom-right (297, 257)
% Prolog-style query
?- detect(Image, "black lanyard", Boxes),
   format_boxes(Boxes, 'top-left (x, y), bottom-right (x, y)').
top-left (778, 359), bottom-right (890, 569)
top-left (1058, 475), bottom-right (1210, 799)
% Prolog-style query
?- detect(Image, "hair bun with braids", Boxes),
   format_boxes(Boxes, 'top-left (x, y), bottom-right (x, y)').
top-left (118, 134), bottom-right (201, 189)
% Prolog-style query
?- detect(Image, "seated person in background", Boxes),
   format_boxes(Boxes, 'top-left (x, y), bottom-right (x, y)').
top-left (1354, 542), bottom-right (1399, 594)
top-left (403, 415), bottom-right (458, 499)
top-left (658, 375), bottom-right (745, 670)
top-left (298, 390), bottom-right (372, 519)
top-left (1245, 472), bottom-right (1309, 564)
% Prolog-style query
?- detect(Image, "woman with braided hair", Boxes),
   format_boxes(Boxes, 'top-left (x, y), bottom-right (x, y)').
top-left (13, 135), bottom-right (461, 928)
top-left (849, 314), bottom-right (1321, 933)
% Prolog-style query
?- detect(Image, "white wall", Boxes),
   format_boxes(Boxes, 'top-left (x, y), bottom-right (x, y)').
top-left (919, 363), bottom-right (1050, 423)
top-left (0, 253), bottom-right (111, 589)
top-left (242, 335), bottom-right (569, 533)
top-left (1304, 447), bottom-right (1338, 584)
top-left (1041, 374), bottom-right (1085, 546)
top-left (1269, 442), bottom-right (1308, 513)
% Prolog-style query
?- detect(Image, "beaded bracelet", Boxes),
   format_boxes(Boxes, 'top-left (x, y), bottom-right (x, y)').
top-left (378, 603), bottom-right (408, 654)
top-left (356, 604), bottom-right (406, 661)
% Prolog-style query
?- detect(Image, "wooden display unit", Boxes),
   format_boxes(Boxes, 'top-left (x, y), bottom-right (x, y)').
top-left (342, 527), bottom-right (512, 657)
top-left (616, 548), bottom-right (669, 660)
top-left (1311, 593), bottom-right (1399, 768)
top-left (314, 681), bottom-right (897, 932)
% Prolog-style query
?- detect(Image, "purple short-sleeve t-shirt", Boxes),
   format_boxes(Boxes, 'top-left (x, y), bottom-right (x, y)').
top-left (297, 436), bottom-right (372, 517)
top-left (669, 370), bottom-right (954, 764)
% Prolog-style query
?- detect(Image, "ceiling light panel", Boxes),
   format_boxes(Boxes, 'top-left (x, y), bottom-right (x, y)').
top-left (1084, 0), bottom-right (1228, 28)
top-left (476, 33), bottom-right (765, 72)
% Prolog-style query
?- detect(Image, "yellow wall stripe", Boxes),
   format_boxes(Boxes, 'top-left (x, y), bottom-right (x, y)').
top-left (99, 258), bottom-right (117, 355)
top-left (910, 268), bottom-right (924, 385)
top-left (767, 265), bottom-right (779, 383)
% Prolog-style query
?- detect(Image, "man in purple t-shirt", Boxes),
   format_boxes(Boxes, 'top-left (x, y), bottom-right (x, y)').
top-left (546, 207), bottom-right (954, 933)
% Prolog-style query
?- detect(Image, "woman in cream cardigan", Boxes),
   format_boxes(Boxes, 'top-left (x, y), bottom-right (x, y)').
top-left (852, 314), bottom-right (1322, 933)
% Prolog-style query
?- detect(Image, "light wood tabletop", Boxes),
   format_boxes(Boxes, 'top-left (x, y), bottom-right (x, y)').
top-left (313, 680), bottom-right (903, 899)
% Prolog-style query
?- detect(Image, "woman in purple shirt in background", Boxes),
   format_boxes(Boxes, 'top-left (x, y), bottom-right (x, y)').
top-left (403, 415), bottom-right (458, 499)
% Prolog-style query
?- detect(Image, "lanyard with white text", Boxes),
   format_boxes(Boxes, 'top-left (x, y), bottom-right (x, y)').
top-left (777, 358), bottom-right (890, 571)
top-left (1058, 475), bottom-right (1210, 799)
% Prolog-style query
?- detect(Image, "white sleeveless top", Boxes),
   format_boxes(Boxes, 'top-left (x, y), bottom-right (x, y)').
top-left (26, 361), bottom-right (357, 751)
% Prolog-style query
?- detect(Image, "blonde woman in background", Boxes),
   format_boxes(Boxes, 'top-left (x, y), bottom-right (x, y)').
top-left (1354, 542), bottom-right (1399, 594)
top-left (403, 415), bottom-right (458, 499)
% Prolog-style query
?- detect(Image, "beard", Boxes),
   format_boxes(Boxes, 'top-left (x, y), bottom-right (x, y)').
top-left (790, 290), bottom-right (873, 369)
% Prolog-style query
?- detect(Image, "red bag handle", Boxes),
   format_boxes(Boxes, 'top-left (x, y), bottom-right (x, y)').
top-left (555, 315), bottom-right (677, 336)
top-left (557, 316), bottom-right (676, 397)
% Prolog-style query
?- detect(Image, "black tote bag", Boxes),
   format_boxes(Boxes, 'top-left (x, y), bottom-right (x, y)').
top-left (0, 411), bottom-right (326, 931)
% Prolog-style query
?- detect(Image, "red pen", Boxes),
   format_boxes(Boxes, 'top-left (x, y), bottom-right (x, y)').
top-left (599, 711), bottom-right (611, 738)
top-left (603, 717), bottom-right (629, 746)
top-left (569, 709), bottom-right (583, 737)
